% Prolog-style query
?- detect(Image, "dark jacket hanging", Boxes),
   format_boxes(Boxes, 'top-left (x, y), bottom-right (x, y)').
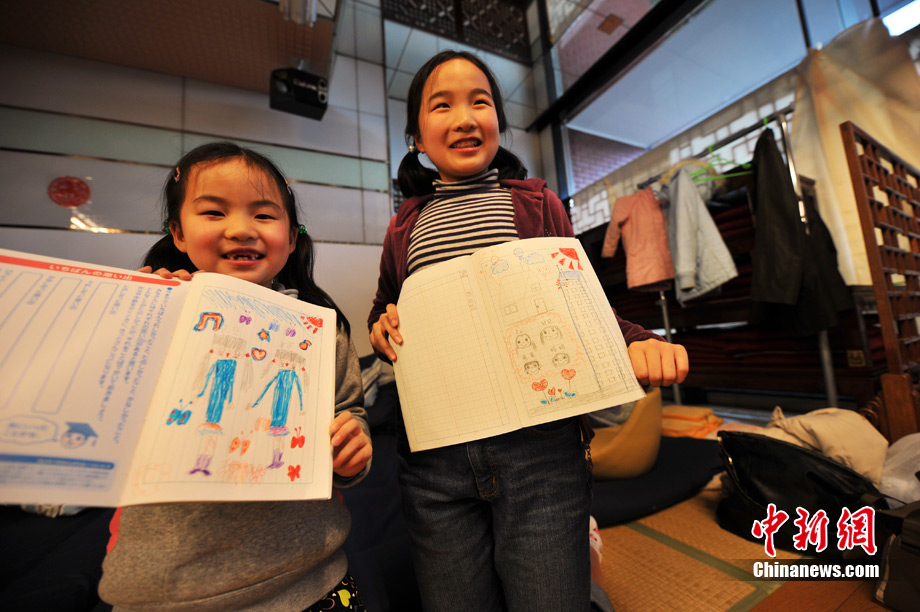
top-left (749, 128), bottom-right (851, 335)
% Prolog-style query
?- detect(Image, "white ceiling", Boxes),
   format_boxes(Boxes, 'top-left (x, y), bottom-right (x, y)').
top-left (565, 0), bottom-right (919, 149)
top-left (567, 0), bottom-right (808, 149)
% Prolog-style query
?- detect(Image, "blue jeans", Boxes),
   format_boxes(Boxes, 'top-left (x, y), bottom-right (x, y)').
top-left (396, 417), bottom-right (593, 612)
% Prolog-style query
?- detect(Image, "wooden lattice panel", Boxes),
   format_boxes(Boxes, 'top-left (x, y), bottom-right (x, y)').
top-left (841, 121), bottom-right (920, 374)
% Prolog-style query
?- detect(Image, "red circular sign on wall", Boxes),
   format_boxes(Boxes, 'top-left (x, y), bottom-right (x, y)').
top-left (48, 176), bottom-right (91, 208)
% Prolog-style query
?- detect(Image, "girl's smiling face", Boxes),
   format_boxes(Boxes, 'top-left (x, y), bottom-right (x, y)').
top-left (415, 58), bottom-right (500, 183)
top-left (171, 158), bottom-right (296, 287)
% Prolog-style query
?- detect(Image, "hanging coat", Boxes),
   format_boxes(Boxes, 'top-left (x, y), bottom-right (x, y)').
top-left (601, 187), bottom-right (674, 290)
top-left (664, 168), bottom-right (738, 305)
top-left (749, 128), bottom-right (852, 334)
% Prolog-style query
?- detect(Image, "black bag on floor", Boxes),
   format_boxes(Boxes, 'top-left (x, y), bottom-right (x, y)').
top-left (716, 431), bottom-right (886, 558)
top-left (875, 500), bottom-right (920, 612)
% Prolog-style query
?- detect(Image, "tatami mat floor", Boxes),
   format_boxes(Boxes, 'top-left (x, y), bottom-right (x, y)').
top-left (597, 400), bottom-right (887, 612)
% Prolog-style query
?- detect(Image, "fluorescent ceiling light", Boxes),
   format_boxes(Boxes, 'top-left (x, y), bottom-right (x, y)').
top-left (883, 1), bottom-right (920, 36)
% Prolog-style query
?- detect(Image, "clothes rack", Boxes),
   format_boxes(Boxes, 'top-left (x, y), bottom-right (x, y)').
top-left (635, 103), bottom-right (841, 406)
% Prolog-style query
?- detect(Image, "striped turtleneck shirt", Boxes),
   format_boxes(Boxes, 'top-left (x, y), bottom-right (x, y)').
top-left (406, 169), bottom-right (519, 276)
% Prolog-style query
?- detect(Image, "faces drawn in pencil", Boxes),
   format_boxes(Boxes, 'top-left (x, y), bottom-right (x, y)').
top-left (540, 326), bottom-right (562, 345)
top-left (504, 313), bottom-right (588, 406)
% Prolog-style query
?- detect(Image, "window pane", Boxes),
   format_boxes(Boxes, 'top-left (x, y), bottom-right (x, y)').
top-left (567, 0), bottom-right (807, 149)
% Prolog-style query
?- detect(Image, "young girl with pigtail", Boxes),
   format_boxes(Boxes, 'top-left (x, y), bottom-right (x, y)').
top-left (99, 141), bottom-right (372, 612)
top-left (368, 51), bottom-right (688, 611)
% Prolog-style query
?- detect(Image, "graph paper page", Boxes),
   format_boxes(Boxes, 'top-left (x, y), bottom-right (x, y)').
top-left (393, 238), bottom-right (645, 452)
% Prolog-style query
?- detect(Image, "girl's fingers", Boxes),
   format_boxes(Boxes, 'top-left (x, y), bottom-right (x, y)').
top-left (334, 444), bottom-right (372, 477)
top-left (332, 430), bottom-right (372, 477)
top-left (675, 344), bottom-right (690, 384)
top-left (330, 414), bottom-right (358, 446)
top-left (628, 340), bottom-right (690, 387)
top-left (382, 305), bottom-right (402, 344)
top-left (369, 304), bottom-right (402, 361)
top-left (660, 352), bottom-right (677, 386)
top-left (148, 268), bottom-right (194, 281)
top-left (369, 323), bottom-right (396, 361)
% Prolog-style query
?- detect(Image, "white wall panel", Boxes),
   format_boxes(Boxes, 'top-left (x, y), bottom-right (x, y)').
top-left (507, 127), bottom-right (543, 184)
top-left (312, 241), bottom-right (384, 357)
top-left (294, 183), bottom-right (365, 243)
top-left (330, 55), bottom-right (358, 112)
top-left (356, 60), bottom-right (386, 116)
top-left (0, 150), bottom-right (164, 232)
top-left (359, 111), bottom-right (389, 161)
top-left (504, 101), bottom-right (536, 131)
top-left (0, 227), bottom-right (160, 270)
top-left (384, 21), bottom-right (412, 69)
top-left (354, 1), bottom-right (384, 63)
top-left (386, 69), bottom-right (414, 101)
top-left (335, 0), bottom-right (357, 58)
top-left (0, 44), bottom-right (183, 129)
top-left (184, 79), bottom-right (362, 157)
top-left (400, 29), bottom-right (439, 76)
top-left (0, 107), bottom-right (183, 166)
top-left (362, 190), bottom-right (392, 245)
top-left (387, 98), bottom-right (407, 179)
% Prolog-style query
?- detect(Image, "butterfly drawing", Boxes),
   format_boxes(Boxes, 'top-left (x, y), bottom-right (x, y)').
top-left (291, 435), bottom-right (306, 449)
top-left (230, 437), bottom-right (252, 455)
top-left (166, 409), bottom-right (191, 425)
top-left (288, 464), bottom-right (301, 481)
top-left (239, 315), bottom-right (252, 325)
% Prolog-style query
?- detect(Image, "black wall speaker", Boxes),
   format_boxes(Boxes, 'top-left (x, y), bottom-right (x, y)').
top-left (269, 68), bottom-right (328, 120)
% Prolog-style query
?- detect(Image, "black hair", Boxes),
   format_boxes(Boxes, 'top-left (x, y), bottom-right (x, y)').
top-left (143, 141), bottom-right (349, 334)
top-left (397, 50), bottom-right (527, 198)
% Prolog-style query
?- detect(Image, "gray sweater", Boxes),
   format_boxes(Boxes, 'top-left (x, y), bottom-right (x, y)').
top-left (98, 326), bottom-right (370, 611)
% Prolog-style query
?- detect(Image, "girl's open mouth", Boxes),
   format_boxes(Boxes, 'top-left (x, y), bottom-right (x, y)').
top-left (223, 252), bottom-right (264, 261)
top-left (451, 139), bottom-right (481, 149)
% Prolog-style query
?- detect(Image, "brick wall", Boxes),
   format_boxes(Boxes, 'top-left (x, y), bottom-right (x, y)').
top-left (567, 128), bottom-right (645, 193)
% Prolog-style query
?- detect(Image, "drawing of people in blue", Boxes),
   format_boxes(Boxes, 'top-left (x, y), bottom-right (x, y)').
top-left (197, 359), bottom-right (236, 430)
top-left (252, 350), bottom-right (305, 469)
top-left (189, 335), bottom-right (250, 476)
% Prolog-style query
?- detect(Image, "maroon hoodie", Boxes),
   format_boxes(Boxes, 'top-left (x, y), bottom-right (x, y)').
top-left (367, 177), bottom-right (661, 359)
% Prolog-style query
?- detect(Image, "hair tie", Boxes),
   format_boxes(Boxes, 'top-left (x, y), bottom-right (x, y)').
top-left (408, 144), bottom-right (418, 155)
top-left (162, 221), bottom-right (171, 235)
top-left (173, 167), bottom-right (181, 183)
top-left (297, 225), bottom-right (307, 235)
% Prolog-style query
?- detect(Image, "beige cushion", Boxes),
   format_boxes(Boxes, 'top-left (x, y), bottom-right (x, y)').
top-left (763, 406), bottom-right (889, 486)
top-left (591, 388), bottom-right (662, 480)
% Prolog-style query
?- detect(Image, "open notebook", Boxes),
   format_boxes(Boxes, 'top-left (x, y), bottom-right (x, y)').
top-left (0, 249), bottom-right (336, 506)
top-left (391, 237), bottom-right (645, 451)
